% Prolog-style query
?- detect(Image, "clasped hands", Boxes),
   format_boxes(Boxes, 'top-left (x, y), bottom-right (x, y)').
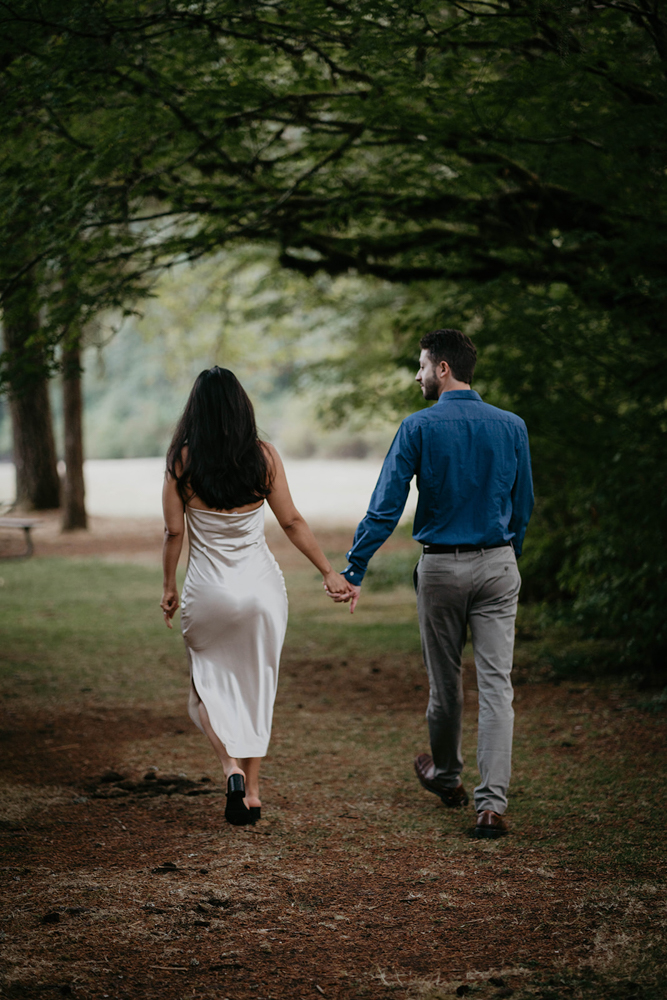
top-left (322, 570), bottom-right (361, 614)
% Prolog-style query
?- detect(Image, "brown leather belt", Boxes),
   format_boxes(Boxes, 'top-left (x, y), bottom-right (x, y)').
top-left (422, 541), bottom-right (512, 554)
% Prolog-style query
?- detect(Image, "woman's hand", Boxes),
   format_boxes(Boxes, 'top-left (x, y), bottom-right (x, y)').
top-left (322, 569), bottom-right (349, 596)
top-left (160, 588), bottom-right (179, 629)
top-left (322, 571), bottom-right (361, 613)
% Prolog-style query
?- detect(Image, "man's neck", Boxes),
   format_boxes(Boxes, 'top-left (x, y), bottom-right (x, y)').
top-left (437, 379), bottom-right (471, 397)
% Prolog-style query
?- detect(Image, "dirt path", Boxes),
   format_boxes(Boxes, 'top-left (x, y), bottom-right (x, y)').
top-left (3, 689), bottom-right (664, 1000)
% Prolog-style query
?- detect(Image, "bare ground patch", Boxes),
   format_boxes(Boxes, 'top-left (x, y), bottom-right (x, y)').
top-left (2, 679), bottom-right (665, 1000)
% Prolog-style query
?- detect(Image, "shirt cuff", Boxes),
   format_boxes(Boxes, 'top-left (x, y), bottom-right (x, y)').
top-left (341, 565), bottom-right (364, 587)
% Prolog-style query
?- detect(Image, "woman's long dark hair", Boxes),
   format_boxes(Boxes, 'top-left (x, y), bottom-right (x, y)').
top-left (166, 367), bottom-right (271, 509)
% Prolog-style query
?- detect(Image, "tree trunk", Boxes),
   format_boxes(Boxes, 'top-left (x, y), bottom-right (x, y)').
top-left (62, 338), bottom-right (87, 530)
top-left (3, 280), bottom-right (61, 510)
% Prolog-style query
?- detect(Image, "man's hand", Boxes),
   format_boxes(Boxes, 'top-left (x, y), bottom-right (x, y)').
top-left (347, 584), bottom-right (361, 613)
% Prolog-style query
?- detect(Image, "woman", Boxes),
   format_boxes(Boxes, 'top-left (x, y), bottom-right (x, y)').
top-left (161, 367), bottom-right (353, 826)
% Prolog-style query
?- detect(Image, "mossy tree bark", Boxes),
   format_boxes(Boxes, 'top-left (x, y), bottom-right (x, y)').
top-left (3, 279), bottom-right (60, 511)
top-left (62, 337), bottom-right (87, 530)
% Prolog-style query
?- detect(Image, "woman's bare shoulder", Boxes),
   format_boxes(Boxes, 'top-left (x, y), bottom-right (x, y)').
top-left (260, 440), bottom-right (282, 467)
top-left (166, 444), bottom-right (188, 479)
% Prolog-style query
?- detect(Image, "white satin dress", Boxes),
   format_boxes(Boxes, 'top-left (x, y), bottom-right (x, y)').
top-left (180, 504), bottom-right (288, 758)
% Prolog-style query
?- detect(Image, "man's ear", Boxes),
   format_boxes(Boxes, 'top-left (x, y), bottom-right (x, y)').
top-left (438, 359), bottom-right (450, 380)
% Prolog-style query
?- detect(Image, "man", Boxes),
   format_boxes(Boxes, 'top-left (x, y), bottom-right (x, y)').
top-left (333, 329), bottom-right (533, 838)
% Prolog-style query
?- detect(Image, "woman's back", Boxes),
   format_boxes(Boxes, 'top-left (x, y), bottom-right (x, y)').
top-left (185, 493), bottom-right (265, 516)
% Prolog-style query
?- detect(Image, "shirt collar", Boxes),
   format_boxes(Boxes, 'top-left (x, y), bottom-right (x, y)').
top-left (437, 389), bottom-right (482, 404)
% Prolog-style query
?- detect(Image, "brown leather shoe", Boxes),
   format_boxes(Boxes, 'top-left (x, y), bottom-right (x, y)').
top-left (472, 810), bottom-right (509, 839)
top-left (413, 753), bottom-right (469, 808)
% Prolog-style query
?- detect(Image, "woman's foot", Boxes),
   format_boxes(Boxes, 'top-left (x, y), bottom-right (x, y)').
top-left (223, 763), bottom-right (245, 782)
top-left (244, 792), bottom-right (261, 824)
top-left (238, 756), bottom-right (262, 814)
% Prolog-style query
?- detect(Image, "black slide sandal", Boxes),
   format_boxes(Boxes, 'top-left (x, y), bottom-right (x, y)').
top-left (225, 773), bottom-right (252, 826)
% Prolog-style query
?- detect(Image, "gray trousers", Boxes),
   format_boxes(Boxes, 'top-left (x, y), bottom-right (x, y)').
top-left (415, 546), bottom-right (521, 814)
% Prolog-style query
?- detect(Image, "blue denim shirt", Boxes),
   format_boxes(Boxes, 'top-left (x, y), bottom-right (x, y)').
top-left (342, 390), bottom-right (534, 586)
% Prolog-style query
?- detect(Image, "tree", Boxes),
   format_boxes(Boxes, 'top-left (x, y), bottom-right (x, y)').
top-left (0, 73), bottom-right (63, 509)
top-left (2, 275), bottom-right (60, 509)
top-left (61, 334), bottom-right (87, 529)
top-left (0, 2), bottom-right (170, 515)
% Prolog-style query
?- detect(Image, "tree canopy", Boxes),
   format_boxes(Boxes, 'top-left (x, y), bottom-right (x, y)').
top-left (2, 2), bottom-right (665, 308)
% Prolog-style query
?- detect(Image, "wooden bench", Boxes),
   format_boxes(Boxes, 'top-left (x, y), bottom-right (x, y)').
top-left (0, 517), bottom-right (42, 559)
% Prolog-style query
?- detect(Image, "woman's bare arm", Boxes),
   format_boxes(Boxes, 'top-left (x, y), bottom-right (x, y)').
top-left (264, 443), bottom-right (353, 598)
top-left (161, 470), bottom-right (186, 628)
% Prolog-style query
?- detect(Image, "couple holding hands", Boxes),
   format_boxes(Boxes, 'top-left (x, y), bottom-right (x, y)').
top-left (161, 329), bottom-right (533, 838)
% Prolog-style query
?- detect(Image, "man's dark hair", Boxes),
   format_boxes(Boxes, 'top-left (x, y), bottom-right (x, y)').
top-left (420, 329), bottom-right (477, 384)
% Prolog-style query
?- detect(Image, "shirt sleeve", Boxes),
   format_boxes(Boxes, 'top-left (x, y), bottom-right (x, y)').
top-left (508, 423), bottom-right (534, 557)
top-left (341, 420), bottom-right (419, 586)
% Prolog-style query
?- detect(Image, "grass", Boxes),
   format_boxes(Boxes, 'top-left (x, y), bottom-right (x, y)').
top-left (1, 554), bottom-right (666, 999)
top-left (1, 559), bottom-right (185, 704)
top-left (2, 555), bottom-right (665, 863)
top-left (0, 554), bottom-right (425, 703)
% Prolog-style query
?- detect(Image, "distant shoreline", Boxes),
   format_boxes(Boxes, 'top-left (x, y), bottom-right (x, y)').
top-left (0, 456), bottom-right (418, 526)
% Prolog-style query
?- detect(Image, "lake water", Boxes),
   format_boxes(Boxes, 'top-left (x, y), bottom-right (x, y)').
top-left (0, 457), bottom-right (418, 527)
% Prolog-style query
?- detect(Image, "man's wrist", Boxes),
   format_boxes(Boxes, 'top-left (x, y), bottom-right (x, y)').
top-left (341, 565), bottom-right (364, 587)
